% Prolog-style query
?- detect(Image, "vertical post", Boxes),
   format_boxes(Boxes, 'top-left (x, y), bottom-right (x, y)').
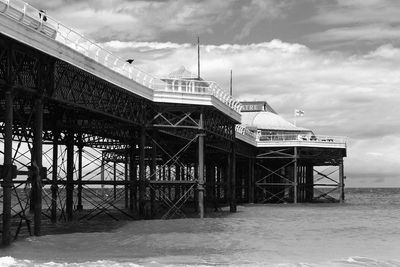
top-left (76, 141), bottom-right (83, 211)
top-left (124, 150), bottom-right (129, 209)
top-left (230, 139), bottom-right (237, 212)
top-left (51, 130), bottom-right (59, 222)
top-left (2, 90), bottom-right (13, 246)
top-left (66, 132), bottom-right (74, 221)
top-left (139, 127), bottom-right (146, 217)
top-left (305, 163), bottom-right (314, 202)
top-left (293, 147), bottom-right (298, 204)
top-left (339, 160), bottom-right (345, 203)
top-left (113, 161), bottom-right (117, 200)
top-left (100, 158), bottom-right (105, 196)
top-left (129, 145), bottom-right (136, 212)
top-left (249, 157), bottom-right (255, 203)
top-left (32, 97), bottom-right (43, 236)
top-left (150, 132), bottom-right (157, 217)
top-left (198, 113), bottom-right (205, 218)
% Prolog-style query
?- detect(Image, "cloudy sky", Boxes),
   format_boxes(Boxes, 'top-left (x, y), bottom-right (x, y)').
top-left (28, 0), bottom-right (400, 187)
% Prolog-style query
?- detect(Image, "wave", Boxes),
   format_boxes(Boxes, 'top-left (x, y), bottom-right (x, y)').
top-left (2, 256), bottom-right (400, 267)
top-left (0, 257), bottom-right (144, 267)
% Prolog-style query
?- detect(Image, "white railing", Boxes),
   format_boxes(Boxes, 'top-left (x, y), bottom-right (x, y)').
top-left (257, 133), bottom-right (347, 144)
top-left (154, 78), bottom-right (242, 112)
top-left (235, 124), bottom-right (257, 139)
top-left (0, 0), bottom-right (241, 113)
top-left (234, 125), bottom-right (347, 145)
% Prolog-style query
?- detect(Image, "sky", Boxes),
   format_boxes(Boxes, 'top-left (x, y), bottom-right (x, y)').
top-left (26, 0), bottom-right (400, 187)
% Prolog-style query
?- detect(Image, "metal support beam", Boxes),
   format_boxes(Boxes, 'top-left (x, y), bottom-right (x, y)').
top-left (249, 157), bottom-right (255, 203)
top-left (32, 97), bottom-right (43, 236)
top-left (198, 113), bottom-right (205, 218)
top-left (66, 132), bottom-right (74, 221)
top-left (293, 147), bottom-right (298, 204)
top-left (306, 163), bottom-right (314, 202)
top-left (100, 159), bottom-right (105, 196)
top-left (150, 131), bottom-right (157, 217)
top-left (339, 160), bottom-right (345, 203)
top-left (113, 162), bottom-right (117, 200)
top-left (2, 90), bottom-right (13, 246)
top-left (124, 151), bottom-right (129, 209)
top-left (230, 139), bottom-right (237, 212)
top-left (129, 145), bottom-right (136, 212)
top-left (139, 127), bottom-right (146, 217)
top-left (76, 141), bottom-right (83, 211)
top-left (51, 130), bottom-right (59, 223)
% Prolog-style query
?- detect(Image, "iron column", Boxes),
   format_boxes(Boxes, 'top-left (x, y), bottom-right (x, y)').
top-left (198, 113), bottom-right (205, 218)
top-left (66, 132), bottom-right (74, 221)
top-left (32, 97), bottom-right (43, 236)
top-left (51, 130), bottom-right (59, 222)
top-left (2, 90), bottom-right (13, 245)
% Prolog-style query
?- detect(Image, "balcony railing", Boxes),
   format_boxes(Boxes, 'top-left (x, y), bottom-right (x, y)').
top-left (257, 134), bottom-right (346, 144)
top-left (0, 0), bottom-right (242, 113)
top-left (235, 127), bottom-right (347, 146)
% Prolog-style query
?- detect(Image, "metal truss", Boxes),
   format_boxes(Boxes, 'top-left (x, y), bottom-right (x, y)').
top-left (146, 133), bottom-right (199, 219)
top-left (52, 60), bottom-right (149, 125)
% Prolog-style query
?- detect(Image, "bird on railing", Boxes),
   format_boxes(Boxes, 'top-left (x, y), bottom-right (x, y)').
top-left (126, 59), bottom-right (134, 64)
top-left (39, 9), bottom-right (47, 22)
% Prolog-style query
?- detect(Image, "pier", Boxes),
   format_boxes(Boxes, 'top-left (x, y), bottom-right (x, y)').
top-left (0, 0), bottom-right (346, 246)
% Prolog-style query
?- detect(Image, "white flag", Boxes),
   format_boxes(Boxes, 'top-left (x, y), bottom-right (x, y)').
top-left (295, 109), bottom-right (304, 117)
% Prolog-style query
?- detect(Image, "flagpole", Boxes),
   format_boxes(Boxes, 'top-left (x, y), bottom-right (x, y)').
top-left (197, 36), bottom-right (200, 80)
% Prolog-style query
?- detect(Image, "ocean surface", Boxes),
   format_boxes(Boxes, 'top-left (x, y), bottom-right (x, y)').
top-left (1, 188), bottom-right (400, 266)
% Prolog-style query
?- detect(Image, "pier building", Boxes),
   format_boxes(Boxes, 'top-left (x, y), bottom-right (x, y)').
top-left (0, 0), bottom-right (346, 246)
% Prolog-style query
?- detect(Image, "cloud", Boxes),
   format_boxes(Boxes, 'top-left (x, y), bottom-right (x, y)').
top-left (101, 39), bottom-right (400, 185)
top-left (307, 0), bottom-right (400, 48)
top-left (27, 0), bottom-right (238, 41)
top-left (307, 24), bottom-right (400, 43)
top-left (234, 0), bottom-right (290, 41)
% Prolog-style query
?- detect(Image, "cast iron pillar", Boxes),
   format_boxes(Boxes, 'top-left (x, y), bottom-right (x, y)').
top-left (129, 144), bottom-right (137, 212)
top-left (139, 127), bottom-right (146, 217)
top-left (2, 90), bottom-right (13, 246)
top-left (339, 160), bottom-right (345, 203)
top-left (150, 131), bottom-right (157, 217)
top-left (230, 138), bottom-right (237, 213)
top-left (76, 138), bottom-right (83, 211)
top-left (124, 150), bottom-right (129, 209)
top-left (293, 147), bottom-right (298, 204)
top-left (198, 113), bottom-right (205, 218)
top-left (249, 157), bottom-right (255, 203)
top-left (66, 132), bottom-right (74, 221)
top-left (51, 129), bottom-right (59, 223)
top-left (113, 162), bottom-right (117, 200)
top-left (32, 97), bottom-right (44, 236)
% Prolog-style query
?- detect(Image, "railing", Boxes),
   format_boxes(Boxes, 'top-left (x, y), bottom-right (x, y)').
top-left (235, 125), bottom-right (257, 139)
top-left (234, 126), bottom-right (347, 145)
top-left (0, 0), bottom-right (241, 113)
top-left (257, 133), bottom-right (347, 144)
top-left (154, 78), bottom-right (242, 112)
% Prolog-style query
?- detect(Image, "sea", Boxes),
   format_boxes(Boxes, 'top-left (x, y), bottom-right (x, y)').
top-left (1, 188), bottom-right (400, 267)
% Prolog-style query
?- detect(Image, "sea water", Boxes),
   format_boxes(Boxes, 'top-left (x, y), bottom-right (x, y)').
top-left (1, 188), bottom-right (400, 266)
